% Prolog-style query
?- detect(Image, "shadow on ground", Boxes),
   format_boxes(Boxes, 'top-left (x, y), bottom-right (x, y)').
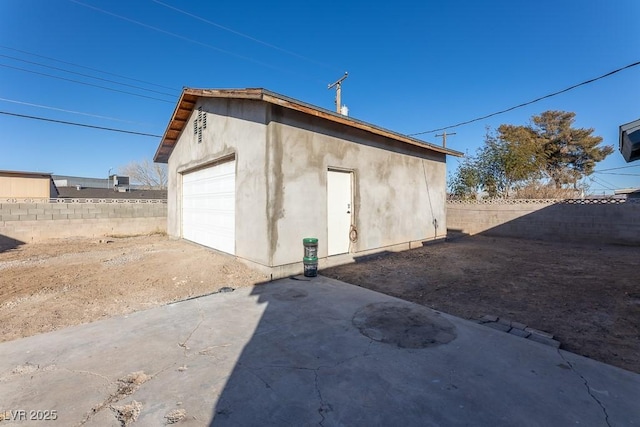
top-left (321, 233), bottom-right (640, 374)
top-left (207, 277), bottom-right (640, 426)
top-left (0, 234), bottom-right (24, 253)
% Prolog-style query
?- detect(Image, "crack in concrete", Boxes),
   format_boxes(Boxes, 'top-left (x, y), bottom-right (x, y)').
top-left (60, 368), bottom-right (112, 384)
top-left (235, 363), bottom-right (328, 426)
top-left (178, 300), bottom-right (205, 353)
top-left (151, 360), bottom-right (181, 379)
top-left (75, 334), bottom-right (188, 426)
top-left (558, 350), bottom-right (611, 427)
top-left (239, 341), bottom-right (375, 426)
top-left (447, 369), bottom-right (459, 391)
top-left (363, 339), bottom-right (374, 357)
top-left (196, 344), bottom-right (231, 358)
top-left (0, 362), bottom-right (56, 382)
top-left (314, 369), bottom-right (326, 426)
top-left (76, 370), bottom-right (159, 426)
top-left (238, 362), bottom-right (273, 390)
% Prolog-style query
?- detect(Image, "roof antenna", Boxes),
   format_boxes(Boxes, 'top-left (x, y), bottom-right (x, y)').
top-left (328, 72), bottom-right (348, 114)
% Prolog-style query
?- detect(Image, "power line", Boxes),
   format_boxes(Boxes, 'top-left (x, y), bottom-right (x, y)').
top-left (593, 172), bottom-right (640, 176)
top-left (589, 176), bottom-right (617, 190)
top-left (0, 63), bottom-right (174, 103)
top-left (0, 110), bottom-right (162, 137)
top-left (0, 54), bottom-right (177, 97)
top-left (150, 0), bottom-right (340, 73)
top-left (595, 164), bottom-right (640, 172)
top-left (410, 60), bottom-right (640, 136)
top-left (68, 0), bottom-right (324, 84)
top-left (0, 97), bottom-right (145, 124)
top-left (595, 175), bottom-right (618, 188)
top-left (0, 45), bottom-right (178, 92)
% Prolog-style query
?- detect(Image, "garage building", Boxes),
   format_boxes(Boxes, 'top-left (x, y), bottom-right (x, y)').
top-left (154, 88), bottom-right (461, 278)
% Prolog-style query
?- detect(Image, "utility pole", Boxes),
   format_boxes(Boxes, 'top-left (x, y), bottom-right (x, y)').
top-left (328, 72), bottom-right (348, 113)
top-left (435, 131), bottom-right (456, 148)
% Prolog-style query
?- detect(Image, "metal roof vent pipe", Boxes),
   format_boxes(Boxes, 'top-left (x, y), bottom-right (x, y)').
top-left (76, 185), bottom-right (82, 191)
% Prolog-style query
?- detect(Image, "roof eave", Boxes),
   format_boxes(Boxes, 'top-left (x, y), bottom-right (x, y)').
top-left (153, 88), bottom-right (463, 163)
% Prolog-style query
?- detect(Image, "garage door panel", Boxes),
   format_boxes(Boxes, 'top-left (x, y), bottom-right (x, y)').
top-left (182, 160), bottom-right (235, 255)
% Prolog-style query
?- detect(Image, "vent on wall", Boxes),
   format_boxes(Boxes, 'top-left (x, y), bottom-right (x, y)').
top-left (194, 106), bottom-right (207, 144)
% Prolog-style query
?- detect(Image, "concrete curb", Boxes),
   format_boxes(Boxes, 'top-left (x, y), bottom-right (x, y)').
top-left (475, 315), bottom-right (561, 348)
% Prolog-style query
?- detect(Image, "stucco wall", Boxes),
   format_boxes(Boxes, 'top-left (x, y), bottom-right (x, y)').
top-left (267, 105), bottom-right (447, 267)
top-left (446, 199), bottom-right (640, 245)
top-left (166, 97), bottom-right (270, 266)
top-left (165, 98), bottom-right (449, 276)
top-left (0, 201), bottom-right (166, 243)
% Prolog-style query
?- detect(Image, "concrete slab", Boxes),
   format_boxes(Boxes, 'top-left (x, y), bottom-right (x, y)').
top-left (0, 276), bottom-right (638, 426)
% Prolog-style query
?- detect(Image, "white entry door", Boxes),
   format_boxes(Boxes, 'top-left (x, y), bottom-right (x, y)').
top-left (182, 160), bottom-right (236, 255)
top-left (327, 170), bottom-right (352, 256)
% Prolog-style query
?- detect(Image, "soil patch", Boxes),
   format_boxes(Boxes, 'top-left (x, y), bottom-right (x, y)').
top-left (0, 235), bottom-right (266, 342)
top-left (323, 234), bottom-right (640, 373)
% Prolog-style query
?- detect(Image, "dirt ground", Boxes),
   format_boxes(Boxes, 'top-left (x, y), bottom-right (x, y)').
top-left (1, 234), bottom-right (638, 374)
top-left (0, 235), bottom-right (266, 343)
top-left (323, 235), bottom-right (640, 374)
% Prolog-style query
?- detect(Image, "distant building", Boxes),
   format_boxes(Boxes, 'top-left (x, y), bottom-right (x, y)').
top-left (0, 170), bottom-right (58, 199)
top-left (53, 174), bottom-right (113, 190)
top-left (53, 174), bottom-right (165, 199)
top-left (614, 188), bottom-right (640, 199)
top-left (619, 118), bottom-right (640, 163)
top-left (110, 175), bottom-right (130, 192)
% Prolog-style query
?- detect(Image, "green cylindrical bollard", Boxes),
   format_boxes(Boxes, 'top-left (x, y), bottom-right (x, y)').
top-left (303, 237), bottom-right (318, 258)
top-left (303, 256), bottom-right (318, 277)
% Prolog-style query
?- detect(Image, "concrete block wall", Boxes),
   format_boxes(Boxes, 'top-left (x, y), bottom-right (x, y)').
top-left (446, 200), bottom-right (640, 245)
top-left (0, 201), bottom-right (167, 243)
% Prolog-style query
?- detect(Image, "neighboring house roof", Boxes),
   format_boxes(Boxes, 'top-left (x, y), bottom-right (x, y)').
top-left (56, 187), bottom-right (167, 200)
top-left (0, 170), bottom-right (53, 178)
top-left (614, 188), bottom-right (640, 198)
top-left (154, 88), bottom-right (464, 163)
top-left (619, 118), bottom-right (640, 163)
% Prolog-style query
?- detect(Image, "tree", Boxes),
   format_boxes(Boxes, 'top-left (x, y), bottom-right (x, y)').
top-left (119, 159), bottom-right (167, 190)
top-left (448, 111), bottom-right (613, 199)
top-left (531, 111), bottom-right (613, 188)
top-left (448, 154), bottom-right (481, 199)
top-left (448, 128), bottom-right (542, 198)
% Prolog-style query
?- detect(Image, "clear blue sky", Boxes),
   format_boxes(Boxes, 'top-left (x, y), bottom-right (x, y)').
top-left (1, 0), bottom-right (639, 194)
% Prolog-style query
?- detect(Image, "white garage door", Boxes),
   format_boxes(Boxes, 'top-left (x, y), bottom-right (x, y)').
top-left (182, 160), bottom-right (235, 255)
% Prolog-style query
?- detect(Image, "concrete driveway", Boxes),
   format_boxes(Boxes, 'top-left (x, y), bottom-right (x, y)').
top-left (1, 276), bottom-right (638, 426)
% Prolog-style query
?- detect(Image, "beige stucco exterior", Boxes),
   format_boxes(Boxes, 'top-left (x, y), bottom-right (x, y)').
top-left (158, 90), bottom-right (459, 279)
top-left (0, 171), bottom-right (55, 199)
